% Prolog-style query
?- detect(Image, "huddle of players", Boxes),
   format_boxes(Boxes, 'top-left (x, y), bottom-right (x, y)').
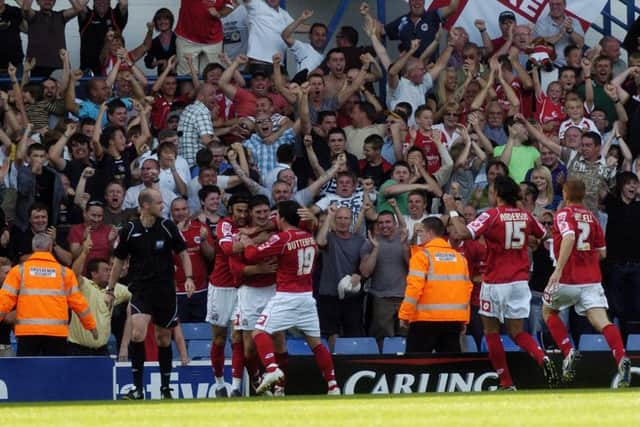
top-left (206, 194), bottom-right (338, 396)
top-left (444, 175), bottom-right (632, 390)
top-left (203, 174), bottom-right (631, 396)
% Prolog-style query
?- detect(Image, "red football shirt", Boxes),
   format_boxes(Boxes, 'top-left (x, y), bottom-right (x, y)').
top-left (244, 229), bottom-right (317, 293)
top-left (208, 217), bottom-right (240, 287)
top-left (553, 205), bottom-right (605, 284)
top-left (466, 206), bottom-right (545, 284)
top-left (406, 130), bottom-right (441, 174)
top-left (174, 0), bottom-right (230, 44)
top-left (174, 219), bottom-right (213, 293)
top-left (228, 229), bottom-right (277, 288)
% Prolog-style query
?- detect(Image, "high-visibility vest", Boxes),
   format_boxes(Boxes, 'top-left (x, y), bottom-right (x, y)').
top-left (399, 238), bottom-right (473, 323)
top-left (0, 252), bottom-right (96, 337)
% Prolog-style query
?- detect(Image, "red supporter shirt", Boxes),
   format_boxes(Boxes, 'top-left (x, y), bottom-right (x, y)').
top-left (553, 205), bottom-right (605, 284)
top-left (68, 223), bottom-right (112, 265)
top-left (151, 93), bottom-right (191, 131)
top-left (453, 239), bottom-right (487, 306)
top-left (174, 219), bottom-right (213, 294)
top-left (174, 0), bottom-right (230, 44)
top-left (232, 87), bottom-right (257, 118)
top-left (244, 229), bottom-right (317, 293)
top-left (536, 91), bottom-right (564, 128)
top-left (406, 130), bottom-right (441, 174)
top-left (466, 206), bottom-right (545, 284)
top-left (209, 217), bottom-right (240, 287)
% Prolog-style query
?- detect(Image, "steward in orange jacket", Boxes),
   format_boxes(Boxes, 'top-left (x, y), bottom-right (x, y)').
top-left (0, 233), bottom-right (97, 356)
top-left (399, 217), bottom-right (472, 353)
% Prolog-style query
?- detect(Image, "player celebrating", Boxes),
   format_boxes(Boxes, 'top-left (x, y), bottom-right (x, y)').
top-left (242, 200), bottom-right (340, 395)
top-left (207, 194), bottom-right (250, 397)
top-left (228, 195), bottom-right (286, 395)
top-left (543, 179), bottom-right (631, 386)
top-left (444, 176), bottom-right (559, 390)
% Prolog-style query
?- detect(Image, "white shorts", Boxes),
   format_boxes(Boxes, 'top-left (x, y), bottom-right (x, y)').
top-left (235, 284), bottom-right (276, 331)
top-left (543, 283), bottom-right (609, 316)
top-left (478, 281), bottom-right (531, 323)
top-left (254, 292), bottom-right (320, 337)
top-left (205, 284), bottom-right (238, 327)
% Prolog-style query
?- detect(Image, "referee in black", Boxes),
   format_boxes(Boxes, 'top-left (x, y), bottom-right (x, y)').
top-left (107, 188), bottom-right (195, 400)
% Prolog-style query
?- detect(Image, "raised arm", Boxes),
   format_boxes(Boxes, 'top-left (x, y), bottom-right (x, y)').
top-left (388, 40), bottom-right (420, 90)
top-left (305, 156), bottom-right (342, 197)
top-left (272, 53), bottom-right (297, 104)
top-left (151, 55), bottom-right (178, 94)
top-left (92, 103), bottom-right (108, 161)
top-left (316, 204), bottom-right (335, 247)
top-left (518, 114), bottom-right (562, 156)
top-left (303, 134), bottom-right (326, 179)
top-left (218, 55), bottom-right (248, 100)
top-left (49, 122), bottom-right (77, 171)
top-left (363, 13), bottom-right (391, 71)
top-left (65, 70), bottom-right (84, 116)
top-left (282, 9), bottom-right (314, 47)
top-left (337, 54), bottom-right (374, 106)
top-left (471, 59), bottom-right (497, 111)
top-left (581, 58), bottom-right (595, 111)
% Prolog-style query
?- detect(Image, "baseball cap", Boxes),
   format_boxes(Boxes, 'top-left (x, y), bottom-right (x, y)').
top-left (499, 11), bottom-right (516, 24)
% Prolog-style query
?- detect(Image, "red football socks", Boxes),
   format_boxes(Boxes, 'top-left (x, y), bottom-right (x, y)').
top-left (602, 324), bottom-right (626, 365)
top-left (514, 332), bottom-right (545, 366)
top-left (546, 313), bottom-right (573, 357)
top-left (211, 343), bottom-right (225, 378)
top-left (254, 332), bottom-right (278, 372)
top-left (231, 342), bottom-right (244, 380)
top-left (312, 344), bottom-right (336, 383)
top-left (485, 333), bottom-right (513, 388)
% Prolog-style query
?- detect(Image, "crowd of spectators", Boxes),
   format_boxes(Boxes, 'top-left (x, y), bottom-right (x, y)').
top-left (0, 0), bottom-right (639, 357)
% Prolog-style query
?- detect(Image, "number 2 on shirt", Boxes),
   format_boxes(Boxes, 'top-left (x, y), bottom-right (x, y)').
top-left (505, 221), bottom-right (526, 249)
top-left (296, 247), bottom-right (315, 275)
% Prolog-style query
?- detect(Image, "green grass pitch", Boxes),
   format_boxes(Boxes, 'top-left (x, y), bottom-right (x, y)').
top-left (2, 390), bottom-right (639, 427)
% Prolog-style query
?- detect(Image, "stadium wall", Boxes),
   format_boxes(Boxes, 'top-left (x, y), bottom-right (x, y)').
top-left (0, 353), bottom-right (636, 401)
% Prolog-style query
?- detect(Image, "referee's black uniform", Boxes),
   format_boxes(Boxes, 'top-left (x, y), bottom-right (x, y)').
top-left (114, 218), bottom-right (187, 326)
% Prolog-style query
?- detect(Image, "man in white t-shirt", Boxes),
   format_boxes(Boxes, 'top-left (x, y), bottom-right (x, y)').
top-left (124, 159), bottom-right (178, 218)
top-left (245, 0), bottom-right (293, 65)
top-left (222, 4), bottom-right (249, 59)
top-left (281, 9), bottom-right (326, 73)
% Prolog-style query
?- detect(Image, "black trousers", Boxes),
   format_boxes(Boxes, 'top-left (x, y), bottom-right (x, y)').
top-left (67, 341), bottom-right (109, 356)
top-left (406, 321), bottom-right (464, 354)
top-left (17, 336), bottom-right (68, 356)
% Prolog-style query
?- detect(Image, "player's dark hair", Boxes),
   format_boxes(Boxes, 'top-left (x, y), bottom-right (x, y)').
top-left (563, 178), bottom-right (586, 203)
top-left (493, 175), bottom-right (522, 207)
top-left (249, 195), bottom-right (271, 210)
top-left (277, 200), bottom-right (301, 227)
top-left (196, 148), bottom-right (214, 168)
top-left (422, 216), bottom-right (445, 237)
top-left (520, 181), bottom-right (539, 200)
top-left (228, 193), bottom-right (251, 209)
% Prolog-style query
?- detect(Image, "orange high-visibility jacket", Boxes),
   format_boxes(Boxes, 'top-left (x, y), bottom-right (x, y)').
top-left (0, 252), bottom-right (96, 337)
top-left (399, 238), bottom-right (473, 323)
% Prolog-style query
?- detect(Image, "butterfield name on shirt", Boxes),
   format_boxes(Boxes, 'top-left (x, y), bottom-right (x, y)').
top-left (286, 237), bottom-right (315, 251)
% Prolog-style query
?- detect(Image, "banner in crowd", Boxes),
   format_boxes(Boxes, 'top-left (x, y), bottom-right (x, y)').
top-left (404, 0), bottom-right (609, 44)
top-left (0, 354), bottom-right (636, 401)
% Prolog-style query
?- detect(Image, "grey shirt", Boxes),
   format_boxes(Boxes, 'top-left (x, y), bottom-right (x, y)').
top-left (318, 232), bottom-right (365, 297)
top-left (360, 234), bottom-right (408, 298)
